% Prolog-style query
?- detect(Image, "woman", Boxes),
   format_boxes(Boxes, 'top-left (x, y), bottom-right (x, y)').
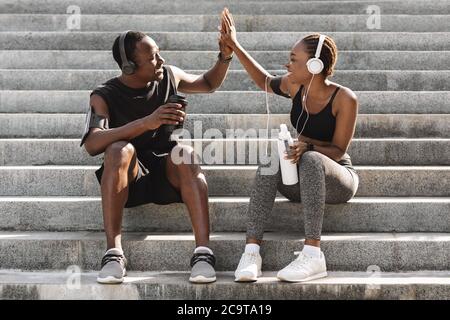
top-left (220, 8), bottom-right (360, 282)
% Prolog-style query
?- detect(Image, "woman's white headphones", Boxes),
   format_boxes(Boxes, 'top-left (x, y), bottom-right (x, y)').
top-left (306, 34), bottom-right (326, 75)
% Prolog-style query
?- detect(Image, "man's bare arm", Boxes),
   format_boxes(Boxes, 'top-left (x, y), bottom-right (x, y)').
top-left (83, 94), bottom-right (185, 156)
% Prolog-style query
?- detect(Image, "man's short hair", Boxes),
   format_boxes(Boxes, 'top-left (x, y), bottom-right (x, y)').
top-left (112, 31), bottom-right (147, 69)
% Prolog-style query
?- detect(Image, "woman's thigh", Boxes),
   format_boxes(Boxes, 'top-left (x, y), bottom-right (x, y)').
top-left (277, 151), bottom-right (359, 204)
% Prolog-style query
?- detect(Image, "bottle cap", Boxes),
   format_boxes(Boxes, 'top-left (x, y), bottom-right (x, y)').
top-left (280, 124), bottom-right (288, 134)
top-left (279, 124), bottom-right (290, 139)
top-left (167, 94), bottom-right (188, 107)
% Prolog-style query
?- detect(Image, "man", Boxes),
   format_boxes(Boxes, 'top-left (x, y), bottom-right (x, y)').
top-left (81, 30), bottom-right (233, 284)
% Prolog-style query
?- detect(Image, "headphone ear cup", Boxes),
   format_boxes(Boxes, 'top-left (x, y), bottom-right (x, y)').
top-left (306, 58), bottom-right (324, 75)
top-left (122, 61), bottom-right (136, 75)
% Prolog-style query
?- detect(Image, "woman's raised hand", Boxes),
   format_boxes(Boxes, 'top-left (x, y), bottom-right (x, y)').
top-left (220, 8), bottom-right (238, 49)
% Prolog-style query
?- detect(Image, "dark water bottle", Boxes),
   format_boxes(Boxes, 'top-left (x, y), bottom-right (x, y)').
top-left (152, 94), bottom-right (188, 154)
top-left (166, 94), bottom-right (188, 132)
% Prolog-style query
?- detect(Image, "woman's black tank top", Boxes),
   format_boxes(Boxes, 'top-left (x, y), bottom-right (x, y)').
top-left (290, 85), bottom-right (339, 143)
top-left (270, 78), bottom-right (356, 170)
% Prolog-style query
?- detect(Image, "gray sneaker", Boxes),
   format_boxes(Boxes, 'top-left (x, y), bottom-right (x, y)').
top-left (189, 249), bottom-right (216, 283)
top-left (97, 248), bottom-right (127, 284)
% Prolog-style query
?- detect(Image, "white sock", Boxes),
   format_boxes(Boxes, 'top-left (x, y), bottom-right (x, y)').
top-left (244, 243), bottom-right (260, 254)
top-left (302, 245), bottom-right (321, 259)
top-left (105, 247), bottom-right (123, 255)
top-left (194, 246), bottom-right (213, 255)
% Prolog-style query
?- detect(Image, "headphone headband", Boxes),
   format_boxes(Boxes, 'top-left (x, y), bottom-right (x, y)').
top-left (119, 30), bottom-right (136, 74)
top-left (314, 34), bottom-right (326, 59)
top-left (119, 31), bottom-right (130, 67)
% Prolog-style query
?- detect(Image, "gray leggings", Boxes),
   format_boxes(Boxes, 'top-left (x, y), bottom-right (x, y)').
top-left (246, 151), bottom-right (359, 240)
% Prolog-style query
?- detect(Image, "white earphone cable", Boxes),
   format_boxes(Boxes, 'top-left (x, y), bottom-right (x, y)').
top-left (264, 75), bottom-right (270, 156)
top-left (295, 74), bottom-right (314, 138)
top-left (265, 72), bottom-right (314, 155)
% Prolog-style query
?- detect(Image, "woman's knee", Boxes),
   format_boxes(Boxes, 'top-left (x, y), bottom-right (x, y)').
top-left (299, 151), bottom-right (324, 170)
top-left (298, 151), bottom-right (326, 183)
top-left (104, 141), bottom-right (136, 169)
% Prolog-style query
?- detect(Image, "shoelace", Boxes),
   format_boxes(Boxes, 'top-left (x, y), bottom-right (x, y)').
top-left (101, 253), bottom-right (126, 268)
top-left (287, 251), bottom-right (312, 271)
top-left (238, 253), bottom-right (259, 270)
top-left (190, 253), bottom-right (216, 268)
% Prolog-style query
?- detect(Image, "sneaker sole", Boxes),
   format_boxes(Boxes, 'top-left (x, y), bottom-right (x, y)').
top-left (189, 275), bottom-right (217, 283)
top-left (234, 272), bottom-right (262, 282)
top-left (96, 275), bottom-right (124, 284)
top-left (277, 271), bottom-right (328, 283)
top-left (97, 269), bottom-right (126, 284)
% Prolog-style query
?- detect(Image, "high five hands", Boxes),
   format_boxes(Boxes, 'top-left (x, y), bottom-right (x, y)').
top-left (219, 8), bottom-right (238, 56)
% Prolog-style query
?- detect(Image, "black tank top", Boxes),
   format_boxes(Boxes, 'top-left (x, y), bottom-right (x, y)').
top-left (270, 78), bottom-right (356, 170)
top-left (90, 65), bottom-right (177, 154)
top-left (290, 85), bottom-right (340, 142)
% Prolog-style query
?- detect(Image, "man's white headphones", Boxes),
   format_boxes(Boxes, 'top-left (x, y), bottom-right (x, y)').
top-left (306, 34), bottom-right (326, 75)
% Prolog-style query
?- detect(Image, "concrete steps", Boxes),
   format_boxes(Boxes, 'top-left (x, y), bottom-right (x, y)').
top-left (1, 90), bottom-right (449, 114)
top-left (2, 32), bottom-right (449, 51)
top-left (2, 69), bottom-right (449, 91)
top-left (0, 165), bottom-right (448, 197)
top-left (0, 114), bottom-right (448, 138)
top-left (1, 138), bottom-right (448, 166)
top-left (3, 50), bottom-right (449, 70)
top-left (0, 270), bottom-right (449, 300)
top-left (0, 196), bottom-right (448, 233)
top-left (2, 0), bottom-right (449, 15)
top-left (0, 0), bottom-right (448, 300)
top-left (2, 14), bottom-right (449, 32)
top-left (0, 231), bottom-right (448, 271)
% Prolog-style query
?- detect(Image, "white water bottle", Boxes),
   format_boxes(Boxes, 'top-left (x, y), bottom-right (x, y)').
top-left (278, 124), bottom-right (299, 185)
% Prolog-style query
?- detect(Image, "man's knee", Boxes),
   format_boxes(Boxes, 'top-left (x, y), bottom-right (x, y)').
top-left (169, 144), bottom-right (200, 166)
top-left (104, 141), bottom-right (136, 169)
top-left (176, 160), bottom-right (202, 179)
top-left (170, 145), bottom-right (200, 171)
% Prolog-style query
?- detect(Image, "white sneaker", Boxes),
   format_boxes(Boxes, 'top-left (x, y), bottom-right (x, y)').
top-left (277, 251), bottom-right (328, 282)
top-left (234, 252), bottom-right (262, 282)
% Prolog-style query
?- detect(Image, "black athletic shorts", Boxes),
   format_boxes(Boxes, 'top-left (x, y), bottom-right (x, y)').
top-left (95, 149), bottom-right (183, 208)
